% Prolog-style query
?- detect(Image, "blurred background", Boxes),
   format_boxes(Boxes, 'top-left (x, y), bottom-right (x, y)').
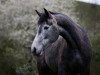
top-left (0, 0), bottom-right (100, 75)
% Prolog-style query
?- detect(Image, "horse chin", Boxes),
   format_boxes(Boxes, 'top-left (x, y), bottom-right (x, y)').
top-left (35, 43), bottom-right (52, 56)
top-left (33, 49), bottom-right (44, 56)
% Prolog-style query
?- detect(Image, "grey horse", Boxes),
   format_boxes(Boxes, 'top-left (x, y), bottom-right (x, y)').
top-left (31, 8), bottom-right (91, 75)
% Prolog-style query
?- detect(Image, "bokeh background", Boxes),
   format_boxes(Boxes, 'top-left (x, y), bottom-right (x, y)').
top-left (0, 0), bottom-right (100, 75)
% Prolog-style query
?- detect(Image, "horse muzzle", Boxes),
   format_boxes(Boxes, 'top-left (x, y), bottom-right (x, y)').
top-left (31, 47), bottom-right (43, 56)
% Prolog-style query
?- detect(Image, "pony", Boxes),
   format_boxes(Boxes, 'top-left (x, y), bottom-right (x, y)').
top-left (31, 8), bottom-right (91, 75)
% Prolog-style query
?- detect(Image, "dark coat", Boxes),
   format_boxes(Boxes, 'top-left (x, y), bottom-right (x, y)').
top-left (36, 12), bottom-right (91, 75)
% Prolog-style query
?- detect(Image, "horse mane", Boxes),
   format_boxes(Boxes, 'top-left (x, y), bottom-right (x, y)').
top-left (34, 10), bottom-right (91, 75)
top-left (38, 11), bottom-right (91, 55)
top-left (50, 12), bottom-right (90, 52)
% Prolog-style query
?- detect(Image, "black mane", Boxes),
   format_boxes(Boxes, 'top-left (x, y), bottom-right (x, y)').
top-left (38, 11), bottom-right (88, 49)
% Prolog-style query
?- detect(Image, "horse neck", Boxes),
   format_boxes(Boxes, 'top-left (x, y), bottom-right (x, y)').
top-left (55, 14), bottom-right (82, 50)
top-left (58, 27), bottom-right (77, 50)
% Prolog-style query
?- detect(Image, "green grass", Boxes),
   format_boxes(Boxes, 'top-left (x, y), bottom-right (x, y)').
top-left (90, 36), bottom-right (100, 75)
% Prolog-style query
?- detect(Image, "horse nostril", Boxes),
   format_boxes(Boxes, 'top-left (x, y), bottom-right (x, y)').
top-left (33, 47), bottom-right (36, 53)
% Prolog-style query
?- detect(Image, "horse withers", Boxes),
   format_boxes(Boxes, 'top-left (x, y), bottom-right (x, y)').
top-left (31, 8), bottom-right (91, 75)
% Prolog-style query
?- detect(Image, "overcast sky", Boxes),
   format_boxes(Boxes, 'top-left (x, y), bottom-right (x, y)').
top-left (77, 0), bottom-right (100, 5)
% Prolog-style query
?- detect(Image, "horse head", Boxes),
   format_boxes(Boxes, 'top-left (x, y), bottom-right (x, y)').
top-left (31, 8), bottom-right (60, 56)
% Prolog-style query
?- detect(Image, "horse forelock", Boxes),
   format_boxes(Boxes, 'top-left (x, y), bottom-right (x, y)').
top-left (38, 12), bottom-right (59, 25)
top-left (38, 13), bottom-right (49, 25)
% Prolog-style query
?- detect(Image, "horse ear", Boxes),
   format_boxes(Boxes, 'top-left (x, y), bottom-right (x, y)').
top-left (35, 10), bottom-right (41, 17)
top-left (43, 8), bottom-right (52, 18)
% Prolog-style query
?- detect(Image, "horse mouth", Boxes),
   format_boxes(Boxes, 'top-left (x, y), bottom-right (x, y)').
top-left (32, 44), bottom-right (51, 56)
top-left (33, 50), bottom-right (43, 56)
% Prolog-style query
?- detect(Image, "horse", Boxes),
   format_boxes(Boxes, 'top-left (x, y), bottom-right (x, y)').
top-left (31, 8), bottom-right (91, 75)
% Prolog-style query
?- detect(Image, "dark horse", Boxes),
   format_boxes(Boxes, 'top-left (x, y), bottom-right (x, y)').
top-left (31, 8), bottom-right (91, 75)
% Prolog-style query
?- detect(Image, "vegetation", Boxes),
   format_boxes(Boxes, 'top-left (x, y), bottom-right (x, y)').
top-left (74, 2), bottom-right (100, 75)
top-left (0, 0), bottom-right (100, 75)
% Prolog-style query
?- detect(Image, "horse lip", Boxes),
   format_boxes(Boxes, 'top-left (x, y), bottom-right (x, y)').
top-left (32, 45), bottom-right (50, 56)
top-left (33, 50), bottom-right (44, 56)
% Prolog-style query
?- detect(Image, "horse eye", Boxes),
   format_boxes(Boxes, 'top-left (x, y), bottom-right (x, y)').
top-left (48, 22), bottom-right (52, 25)
top-left (44, 26), bottom-right (49, 30)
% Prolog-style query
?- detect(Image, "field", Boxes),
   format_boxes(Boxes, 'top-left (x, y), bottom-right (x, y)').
top-left (0, 0), bottom-right (100, 75)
